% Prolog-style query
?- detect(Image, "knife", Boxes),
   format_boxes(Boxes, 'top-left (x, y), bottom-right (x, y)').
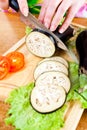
top-left (9, 0), bottom-right (68, 51)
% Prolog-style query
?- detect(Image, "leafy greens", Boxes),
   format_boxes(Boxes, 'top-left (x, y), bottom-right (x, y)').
top-left (5, 83), bottom-right (66, 130)
top-left (5, 62), bottom-right (87, 130)
top-left (27, 0), bottom-right (41, 14)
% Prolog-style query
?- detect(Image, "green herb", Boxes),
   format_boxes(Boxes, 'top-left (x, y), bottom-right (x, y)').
top-left (26, 26), bottom-right (33, 35)
top-left (27, 0), bottom-right (41, 14)
top-left (27, 0), bottom-right (39, 6)
top-left (29, 5), bottom-right (41, 14)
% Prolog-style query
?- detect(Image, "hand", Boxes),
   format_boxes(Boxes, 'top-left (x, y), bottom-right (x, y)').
top-left (17, 0), bottom-right (28, 16)
top-left (0, 0), bottom-right (9, 9)
top-left (0, 0), bottom-right (28, 16)
top-left (39, 0), bottom-right (86, 33)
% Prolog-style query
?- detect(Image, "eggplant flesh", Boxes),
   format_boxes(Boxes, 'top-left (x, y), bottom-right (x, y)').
top-left (31, 84), bottom-right (66, 113)
top-left (76, 30), bottom-right (87, 74)
top-left (26, 31), bottom-right (55, 58)
top-left (33, 28), bottom-right (56, 46)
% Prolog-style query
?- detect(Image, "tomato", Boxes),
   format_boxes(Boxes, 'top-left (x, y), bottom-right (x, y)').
top-left (6, 51), bottom-right (25, 72)
top-left (0, 56), bottom-right (10, 79)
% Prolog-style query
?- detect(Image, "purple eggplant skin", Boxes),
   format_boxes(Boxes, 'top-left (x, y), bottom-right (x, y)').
top-left (76, 30), bottom-right (87, 74)
top-left (53, 26), bottom-right (74, 42)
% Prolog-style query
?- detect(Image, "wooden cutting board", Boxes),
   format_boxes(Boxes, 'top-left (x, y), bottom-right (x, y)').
top-left (0, 12), bottom-right (87, 130)
top-left (0, 33), bottom-right (84, 130)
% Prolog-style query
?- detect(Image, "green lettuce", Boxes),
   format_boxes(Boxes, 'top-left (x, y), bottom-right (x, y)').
top-left (5, 62), bottom-right (87, 130)
top-left (26, 26), bottom-right (33, 35)
top-left (67, 62), bottom-right (87, 108)
top-left (5, 83), bottom-right (66, 130)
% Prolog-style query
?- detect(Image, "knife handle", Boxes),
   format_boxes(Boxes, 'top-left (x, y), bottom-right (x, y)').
top-left (9, 0), bottom-right (19, 12)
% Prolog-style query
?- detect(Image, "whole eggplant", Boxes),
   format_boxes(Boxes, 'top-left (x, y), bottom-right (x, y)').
top-left (53, 26), bottom-right (74, 42)
top-left (76, 30), bottom-right (87, 74)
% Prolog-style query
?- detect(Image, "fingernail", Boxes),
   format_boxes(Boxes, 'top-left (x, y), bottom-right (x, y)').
top-left (50, 25), bottom-right (55, 31)
top-left (44, 22), bottom-right (49, 29)
top-left (59, 29), bottom-right (64, 33)
top-left (22, 7), bottom-right (28, 17)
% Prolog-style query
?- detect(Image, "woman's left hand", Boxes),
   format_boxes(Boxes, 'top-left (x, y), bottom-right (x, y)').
top-left (38, 0), bottom-right (86, 33)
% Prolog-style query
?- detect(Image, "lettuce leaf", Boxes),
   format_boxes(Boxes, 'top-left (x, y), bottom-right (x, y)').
top-left (26, 26), bottom-right (33, 35)
top-left (67, 62), bottom-right (87, 108)
top-left (5, 83), bottom-right (66, 130)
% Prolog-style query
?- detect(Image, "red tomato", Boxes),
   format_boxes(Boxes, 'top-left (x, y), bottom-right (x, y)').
top-left (6, 51), bottom-right (25, 72)
top-left (0, 56), bottom-right (10, 79)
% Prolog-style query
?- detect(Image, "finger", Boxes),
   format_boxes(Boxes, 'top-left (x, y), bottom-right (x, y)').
top-left (43, 0), bottom-right (62, 29)
top-left (59, 8), bottom-right (75, 33)
top-left (17, 0), bottom-right (28, 16)
top-left (38, 0), bottom-right (50, 23)
top-left (0, 0), bottom-right (9, 9)
top-left (50, 0), bottom-right (72, 31)
top-left (59, 0), bottom-right (85, 33)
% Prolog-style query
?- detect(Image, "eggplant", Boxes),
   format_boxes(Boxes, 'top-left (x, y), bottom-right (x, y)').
top-left (34, 60), bottom-right (68, 80)
top-left (38, 56), bottom-right (68, 68)
top-left (76, 30), bottom-right (87, 74)
top-left (34, 27), bottom-right (74, 45)
top-left (33, 28), bottom-right (56, 44)
top-left (34, 26), bottom-right (74, 43)
top-left (26, 26), bottom-right (74, 58)
top-left (26, 30), bottom-right (56, 58)
top-left (31, 84), bottom-right (66, 113)
top-left (35, 71), bottom-right (71, 93)
top-left (53, 26), bottom-right (74, 42)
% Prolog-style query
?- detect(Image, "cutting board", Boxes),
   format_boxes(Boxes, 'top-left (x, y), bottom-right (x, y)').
top-left (0, 34), bottom-right (84, 130)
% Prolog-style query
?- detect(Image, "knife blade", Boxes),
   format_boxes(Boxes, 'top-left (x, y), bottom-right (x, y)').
top-left (21, 12), bottom-right (69, 51)
top-left (9, 0), bottom-right (68, 51)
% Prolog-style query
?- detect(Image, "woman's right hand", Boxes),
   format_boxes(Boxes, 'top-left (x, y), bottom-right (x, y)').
top-left (0, 0), bottom-right (9, 10)
top-left (0, 0), bottom-right (28, 16)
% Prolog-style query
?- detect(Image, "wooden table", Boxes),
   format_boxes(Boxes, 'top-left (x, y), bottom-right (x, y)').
top-left (0, 11), bottom-right (87, 130)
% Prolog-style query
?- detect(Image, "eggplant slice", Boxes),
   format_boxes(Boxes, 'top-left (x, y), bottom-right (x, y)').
top-left (26, 31), bottom-right (55, 57)
top-left (38, 56), bottom-right (68, 68)
top-left (31, 84), bottom-right (66, 113)
top-left (35, 71), bottom-right (70, 93)
top-left (33, 28), bottom-right (56, 44)
top-left (34, 60), bottom-right (68, 80)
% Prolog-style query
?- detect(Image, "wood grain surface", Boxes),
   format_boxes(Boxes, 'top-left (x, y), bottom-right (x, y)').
top-left (0, 12), bottom-right (87, 130)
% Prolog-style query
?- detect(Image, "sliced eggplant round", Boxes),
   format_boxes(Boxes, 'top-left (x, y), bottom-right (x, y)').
top-left (34, 60), bottom-right (68, 80)
top-left (38, 56), bottom-right (68, 68)
top-left (31, 84), bottom-right (66, 113)
top-left (26, 31), bottom-right (55, 57)
top-left (35, 71), bottom-right (71, 93)
top-left (33, 28), bottom-right (56, 44)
